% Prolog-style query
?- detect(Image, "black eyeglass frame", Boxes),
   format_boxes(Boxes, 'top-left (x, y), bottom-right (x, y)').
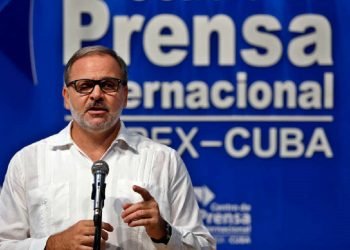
top-left (65, 77), bottom-right (127, 94)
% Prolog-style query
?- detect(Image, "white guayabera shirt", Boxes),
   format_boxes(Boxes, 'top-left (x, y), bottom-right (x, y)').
top-left (0, 122), bottom-right (215, 250)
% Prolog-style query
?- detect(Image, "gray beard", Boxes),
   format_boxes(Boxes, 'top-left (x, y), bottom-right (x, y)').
top-left (70, 106), bottom-right (121, 133)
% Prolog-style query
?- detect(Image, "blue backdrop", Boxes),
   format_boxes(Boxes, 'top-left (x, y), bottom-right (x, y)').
top-left (1, 0), bottom-right (350, 249)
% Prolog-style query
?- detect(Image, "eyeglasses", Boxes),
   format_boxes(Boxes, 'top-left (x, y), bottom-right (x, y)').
top-left (66, 77), bottom-right (127, 94)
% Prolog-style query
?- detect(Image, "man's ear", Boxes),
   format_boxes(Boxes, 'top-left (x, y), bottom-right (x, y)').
top-left (62, 86), bottom-right (71, 110)
top-left (123, 86), bottom-right (128, 108)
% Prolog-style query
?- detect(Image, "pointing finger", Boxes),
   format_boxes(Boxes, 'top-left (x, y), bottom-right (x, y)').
top-left (132, 185), bottom-right (153, 201)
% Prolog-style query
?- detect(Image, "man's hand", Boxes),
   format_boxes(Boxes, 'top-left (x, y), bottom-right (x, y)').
top-left (45, 220), bottom-right (114, 250)
top-left (121, 185), bottom-right (167, 240)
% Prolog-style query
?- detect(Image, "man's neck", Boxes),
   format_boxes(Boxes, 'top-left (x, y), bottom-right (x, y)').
top-left (70, 121), bottom-right (121, 162)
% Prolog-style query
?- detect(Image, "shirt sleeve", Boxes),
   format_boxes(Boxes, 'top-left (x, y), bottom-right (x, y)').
top-left (153, 150), bottom-right (216, 250)
top-left (0, 152), bottom-right (48, 250)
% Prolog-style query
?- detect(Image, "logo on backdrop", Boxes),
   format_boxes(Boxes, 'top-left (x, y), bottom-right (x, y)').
top-left (195, 186), bottom-right (252, 246)
top-left (194, 185), bottom-right (216, 206)
top-left (0, 1), bottom-right (336, 169)
top-left (62, 1), bottom-right (335, 160)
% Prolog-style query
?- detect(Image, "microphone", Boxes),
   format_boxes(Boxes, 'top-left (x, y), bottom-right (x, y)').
top-left (91, 160), bottom-right (109, 250)
top-left (91, 160), bottom-right (109, 223)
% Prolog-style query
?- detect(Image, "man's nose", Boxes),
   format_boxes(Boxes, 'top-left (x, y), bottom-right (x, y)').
top-left (89, 84), bottom-right (104, 99)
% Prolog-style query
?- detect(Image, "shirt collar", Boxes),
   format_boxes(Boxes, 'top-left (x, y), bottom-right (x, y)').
top-left (47, 120), bottom-right (138, 152)
top-left (112, 121), bottom-right (138, 152)
top-left (47, 122), bottom-right (74, 148)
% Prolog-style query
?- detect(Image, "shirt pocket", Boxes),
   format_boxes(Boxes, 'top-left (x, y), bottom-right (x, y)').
top-left (106, 179), bottom-right (143, 223)
top-left (26, 182), bottom-right (69, 237)
top-left (104, 179), bottom-right (142, 244)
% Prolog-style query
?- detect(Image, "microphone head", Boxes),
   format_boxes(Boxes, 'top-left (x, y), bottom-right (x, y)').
top-left (91, 160), bottom-right (109, 175)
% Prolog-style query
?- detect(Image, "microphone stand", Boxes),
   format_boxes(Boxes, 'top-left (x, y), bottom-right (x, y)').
top-left (93, 212), bottom-right (102, 250)
top-left (91, 180), bottom-right (106, 250)
top-left (91, 160), bottom-right (109, 250)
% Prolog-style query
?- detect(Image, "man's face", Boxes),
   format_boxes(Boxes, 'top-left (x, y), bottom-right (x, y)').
top-left (63, 54), bottom-right (128, 133)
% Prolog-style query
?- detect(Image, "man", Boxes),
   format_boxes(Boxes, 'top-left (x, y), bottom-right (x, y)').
top-left (0, 46), bottom-right (216, 249)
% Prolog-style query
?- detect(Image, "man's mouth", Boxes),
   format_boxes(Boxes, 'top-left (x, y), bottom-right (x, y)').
top-left (86, 106), bottom-right (109, 115)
